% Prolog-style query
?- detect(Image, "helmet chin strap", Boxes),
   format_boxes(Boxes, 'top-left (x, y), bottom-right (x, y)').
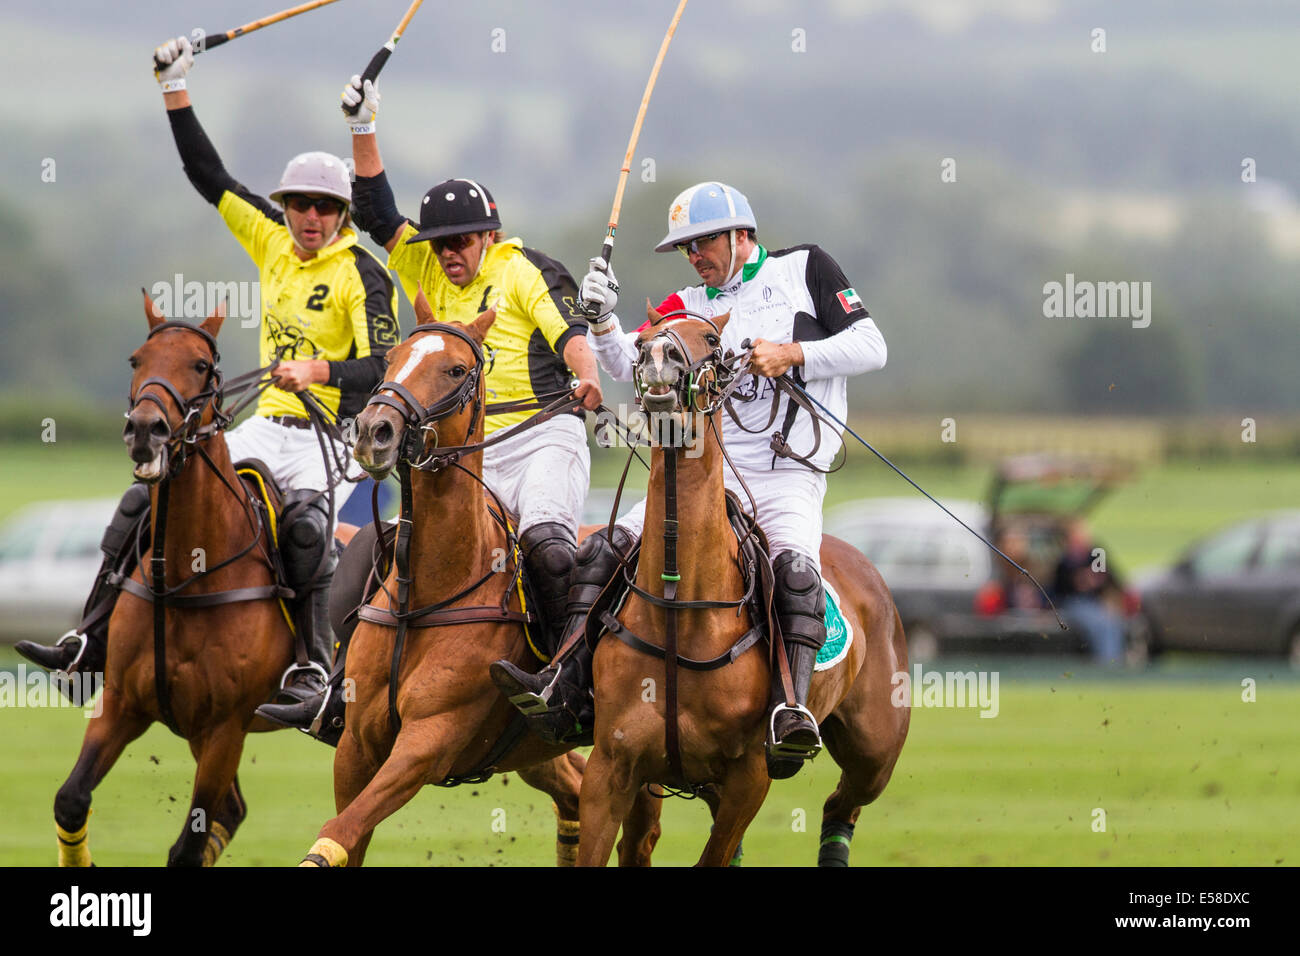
top-left (725, 229), bottom-right (739, 284)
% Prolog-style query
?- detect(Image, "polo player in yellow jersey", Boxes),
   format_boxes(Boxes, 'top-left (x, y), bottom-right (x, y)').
top-left (257, 75), bottom-right (606, 738)
top-left (18, 38), bottom-right (400, 722)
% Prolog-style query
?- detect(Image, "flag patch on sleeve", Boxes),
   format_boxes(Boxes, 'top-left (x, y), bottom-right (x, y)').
top-left (836, 288), bottom-right (864, 313)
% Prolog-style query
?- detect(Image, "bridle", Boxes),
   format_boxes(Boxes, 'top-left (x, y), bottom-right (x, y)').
top-left (127, 321), bottom-right (230, 477)
top-left (633, 309), bottom-right (736, 420)
top-left (364, 322), bottom-right (485, 471)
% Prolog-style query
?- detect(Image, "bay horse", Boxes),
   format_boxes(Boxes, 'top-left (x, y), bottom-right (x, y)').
top-left (52, 293), bottom-right (302, 866)
top-left (298, 298), bottom-right (662, 867)
top-left (576, 306), bottom-right (910, 866)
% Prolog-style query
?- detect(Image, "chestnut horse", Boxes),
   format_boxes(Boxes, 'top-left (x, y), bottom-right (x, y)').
top-left (52, 294), bottom-right (301, 866)
top-left (577, 306), bottom-right (910, 866)
top-left (298, 301), bottom-right (661, 867)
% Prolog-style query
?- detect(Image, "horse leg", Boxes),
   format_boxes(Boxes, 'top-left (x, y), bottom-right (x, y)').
top-left (201, 775), bottom-right (249, 866)
top-left (302, 716), bottom-right (458, 868)
top-left (694, 755), bottom-right (770, 867)
top-left (576, 744), bottom-right (643, 867)
top-left (52, 690), bottom-right (151, 867)
top-left (326, 729), bottom-right (385, 867)
top-left (167, 720), bottom-right (246, 867)
top-left (515, 752), bottom-right (585, 867)
top-left (616, 785), bottom-right (664, 867)
top-left (818, 708), bottom-right (906, 868)
top-left (697, 784), bottom-right (744, 866)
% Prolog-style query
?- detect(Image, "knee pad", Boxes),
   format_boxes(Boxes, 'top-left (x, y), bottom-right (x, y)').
top-left (281, 490), bottom-right (332, 587)
top-left (773, 550), bottom-right (826, 650)
top-left (520, 522), bottom-right (577, 582)
top-left (100, 483), bottom-right (151, 559)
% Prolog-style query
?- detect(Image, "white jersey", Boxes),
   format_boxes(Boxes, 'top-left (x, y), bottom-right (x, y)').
top-left (589, 243), bottom-right (886, 473)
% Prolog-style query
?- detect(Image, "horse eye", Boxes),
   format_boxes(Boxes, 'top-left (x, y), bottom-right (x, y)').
top-left (448, 366), bottom-right (467, 379)
top-left (705, 334), bottom-right (720, 347)
top-left (128, 357), bottom-right (140, 369)
top-left (195, 360), bottom-right (210, 373)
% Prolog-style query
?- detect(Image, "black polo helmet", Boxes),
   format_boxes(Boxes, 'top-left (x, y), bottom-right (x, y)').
top-left (406, 178), bottom-right (501, 243)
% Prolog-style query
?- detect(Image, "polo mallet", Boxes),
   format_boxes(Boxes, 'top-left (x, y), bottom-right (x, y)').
top-left (152, 0), bottom-right (346, 69)
top-left (341, 0), bottom-right (427, 115)
top-left (582, 0), bottom-right (691, 314)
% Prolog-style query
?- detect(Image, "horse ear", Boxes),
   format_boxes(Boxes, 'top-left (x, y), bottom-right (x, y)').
top-left (645, 299), bottom-right (665, 326)
top-left (713, 310), bottom-right (731, 332)
top-left (468, 306), bottom-right (497, 345)
top-left (142, 288), bottom-right (166, 329)
top-left (200, 300), bottom-right (226, 338)
top-left (414, 285), bottom-right (435, 325)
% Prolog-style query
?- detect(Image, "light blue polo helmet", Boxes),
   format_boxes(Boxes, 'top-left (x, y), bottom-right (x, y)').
top-left (654, 182), bottom-right (757, 253)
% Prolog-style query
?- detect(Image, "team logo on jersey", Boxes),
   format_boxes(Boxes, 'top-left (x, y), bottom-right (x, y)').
top-left (836, 288), bottom-right (863, 313)
top-left (762, 285), bottom-right (772, 301)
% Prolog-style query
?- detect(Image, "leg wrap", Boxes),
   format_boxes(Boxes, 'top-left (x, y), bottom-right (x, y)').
top-left (300, 837), bottom-right (348, 868)
top-left (201, 821), bottom-right (233, 867)
top-left (555, 805), bottom-right (580, 868)
top-left (56, 816), bottom-right (92, 868)
top-left (818, 820), bottom-right (855, 867)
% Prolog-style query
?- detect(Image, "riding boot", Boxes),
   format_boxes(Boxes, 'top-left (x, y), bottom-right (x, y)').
top-left (518, 521), bottom-right (577, 658)
top-left (257, 489), bottom-right (334, 712)
top-left (16, 483), bottom-right (150, 702)
top-left (766, 550), bottom-right (826, 780)
top-left (490, 525), bottom-right (635, 745)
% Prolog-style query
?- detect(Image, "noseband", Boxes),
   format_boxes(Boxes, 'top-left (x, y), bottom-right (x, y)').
top-left (365, 322), bottom-right (485, 469)
top-left (128, 321), bottom-right (228, 476)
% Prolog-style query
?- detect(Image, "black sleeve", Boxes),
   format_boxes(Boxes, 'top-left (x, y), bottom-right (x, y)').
top-left (167, 106), bottom-right (282, 222)
top-left (351, 171), bottom-right (408, 247)
top-left (804, 244), bottom-right (870, 336)
top-left (329, 247), bottom-right (399, 400)
top-left (519, 246), bottom-right (587, 355)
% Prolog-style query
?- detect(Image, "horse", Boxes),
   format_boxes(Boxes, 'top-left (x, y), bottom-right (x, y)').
top-left (51, 293), bottom-right (304, 866)
top-left (576, 305), bottom-right (910, 866)
top-left (298, 298), bottom-right (662, 867)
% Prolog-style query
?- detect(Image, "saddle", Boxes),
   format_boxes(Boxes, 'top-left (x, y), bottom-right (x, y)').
top-left (232, 458), bottom-right (294, 625)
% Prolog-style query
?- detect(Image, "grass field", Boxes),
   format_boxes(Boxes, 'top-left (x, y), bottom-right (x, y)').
top-left (1, 657), bottom-right (1295, 866)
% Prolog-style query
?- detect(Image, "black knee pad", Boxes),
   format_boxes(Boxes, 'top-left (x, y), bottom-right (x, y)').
top-left (773, 550), bottom-right (826, 650)
top-left (281, 490), bottom-right (332, 589)
top-left (100, 483), bottom-right (151, 559)
top-left (520, 522), bottom-right (577, 583)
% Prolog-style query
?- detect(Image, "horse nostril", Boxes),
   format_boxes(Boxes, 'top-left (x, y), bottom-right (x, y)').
top-left (374, 420), bottom-right (394, 447)
top-left (149, 419), bottom-right (170, 439)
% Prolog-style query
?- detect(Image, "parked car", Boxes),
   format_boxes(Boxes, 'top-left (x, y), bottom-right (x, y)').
top-left (1138, 511), bottom-right (1300, 666)
top-left (826, 454), bottom-right (1146, 663)
top-left (0, 499), bottom-right (117, 644)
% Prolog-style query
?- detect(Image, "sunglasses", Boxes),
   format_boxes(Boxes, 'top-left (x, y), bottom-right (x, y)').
top-left (283, 195), bottom-right (345, 216)
top-left (432, 233), bottom-right (481, 254)
top-left (675, 231), bottom-right (725, 258)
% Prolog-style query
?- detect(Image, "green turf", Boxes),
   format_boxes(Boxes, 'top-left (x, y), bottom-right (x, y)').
top-left (1, 659), bottom-right (1294, 866)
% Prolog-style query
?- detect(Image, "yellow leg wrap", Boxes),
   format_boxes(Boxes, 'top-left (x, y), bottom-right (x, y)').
top-left (201, 821), bottom-right (233, 867)
top-left (555, 805), bottom-right (580, 868)
top-left (56, 812), bottom-right (92, 868)
top-left (299, 837), bottom-right (348, 868)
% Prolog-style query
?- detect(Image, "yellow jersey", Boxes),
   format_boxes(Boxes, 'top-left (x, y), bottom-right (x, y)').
top-left (387, 225), bottom-right (586, 433)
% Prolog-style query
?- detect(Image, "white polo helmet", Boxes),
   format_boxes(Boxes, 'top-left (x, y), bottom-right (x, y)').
top-left (655, 182), bottom-right (756, 253)
top-left (269, 151), bottom-right (352, 206)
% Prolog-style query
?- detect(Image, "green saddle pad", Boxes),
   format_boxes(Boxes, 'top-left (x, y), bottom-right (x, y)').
top-left (815, 580), bottom-right (853, 671)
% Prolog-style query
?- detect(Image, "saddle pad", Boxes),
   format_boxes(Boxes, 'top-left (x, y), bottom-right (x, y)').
top-left (815, 580), bottom-right (853, 671)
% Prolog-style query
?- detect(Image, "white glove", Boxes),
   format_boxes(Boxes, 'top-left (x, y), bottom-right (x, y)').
top-left (153, 36), bottom-right (194, 93)
top-left (341, 75), bottom-right (380, 134)
top-left (579, 256), bottom-right (619, 323)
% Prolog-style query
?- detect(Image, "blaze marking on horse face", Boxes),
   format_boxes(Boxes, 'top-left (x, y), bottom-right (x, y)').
top-left (648, 339), bottom-right (670, 383)
top-left (393, 335), bottom-right (445, 384)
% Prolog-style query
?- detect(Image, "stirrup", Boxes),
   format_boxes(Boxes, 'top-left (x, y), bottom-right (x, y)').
top-left (55, 631), bottom-right (89, 671)
top-left (277, 661), bottom-right (329, 691)
top-left (306, 683), bottom-right (338, 739)
top-left (767, 703), bottom-right (823, 760)
top-left (503, 667), bottom-right (562, 717)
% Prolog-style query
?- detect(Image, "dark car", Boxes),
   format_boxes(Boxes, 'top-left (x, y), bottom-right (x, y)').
top-left (1138, 512), bottom-right (1300, 666)
top-left (827, 454), bottom-right (1146, 662)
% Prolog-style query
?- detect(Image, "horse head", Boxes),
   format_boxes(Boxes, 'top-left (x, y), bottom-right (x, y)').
top-left (354, 287), bottom-right (495, 479)
top-left (635, 302), bottom-right (730, 419)
top-left (124, 291), bottom-right (226, 483)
